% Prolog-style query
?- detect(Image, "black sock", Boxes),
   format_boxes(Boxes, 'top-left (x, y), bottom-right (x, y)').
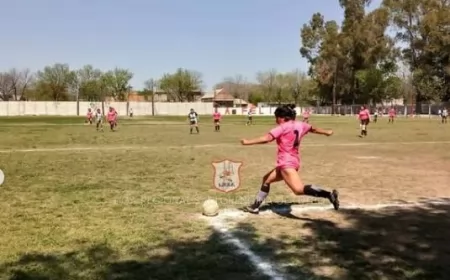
top-left (218, 125), bottom-right (220, 131)
top-left (251, 183), bottom-right (270, 208)
top-left (303, 184), bottom-right (330, 198)
top-left (190, 128), bottom-right (193, 133)
top-left (196, 127), bottom-right (199, 133)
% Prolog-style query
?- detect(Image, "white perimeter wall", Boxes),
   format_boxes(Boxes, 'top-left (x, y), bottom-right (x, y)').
top-left (0, 101), bottom-right (310, 116)
top-left (0, 101), bottom-right (427, 117)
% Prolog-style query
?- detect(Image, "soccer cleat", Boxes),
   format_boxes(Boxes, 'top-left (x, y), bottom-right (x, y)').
top-left (242, 205), bottom-right (260, 214)
top-left (329, 190), bottom-right (339, 210)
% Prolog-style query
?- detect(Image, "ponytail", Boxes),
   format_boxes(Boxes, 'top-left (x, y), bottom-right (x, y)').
top-left (274, 104), bottom-right (297, 120)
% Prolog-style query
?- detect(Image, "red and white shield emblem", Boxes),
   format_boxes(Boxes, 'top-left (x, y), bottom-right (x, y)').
top-left (212, 159), bottom-right (242, 193)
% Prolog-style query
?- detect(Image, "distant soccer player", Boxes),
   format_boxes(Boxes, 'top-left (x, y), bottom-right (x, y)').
top-left (213, 108), bottom-right (221, 131)
top-left (95, 108), bottom-right (103, 131)
top-left (188, 108), bottom-right (199, 134)
top-left (86, 108), bottom-right (93, 124)
top-left (246, 108), bottom-right (253, 125)
top-left (373, 109), bottom-right (378, 123)
top-left (388, 107), bottom-right (396, 123)
top-left (442, 108), bottom-right (448, 124)
top-left (302, 109), bottom-right (310, 123)
top-left (107, 107), bottom-right (117, 131)
top-left (358, 105), bottom-right (370, 137)
top-left (129, 108), bottom-right (133, 118)
top-left (240, 104), bottom-right (339, 214)
top-left (113, 107), bottom-right (118, 127)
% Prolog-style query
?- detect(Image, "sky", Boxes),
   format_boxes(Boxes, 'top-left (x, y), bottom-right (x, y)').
top-left (1, 0), bottom-right (381, 90)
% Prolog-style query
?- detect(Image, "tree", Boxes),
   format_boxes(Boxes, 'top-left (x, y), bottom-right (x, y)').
top-left (300, 1), bottom-right (397, 105)
top-left (140, 78), bottom-right (156, 101)
top-left (284, 69), bottom-right (312, 105)
top-left (215, 74), bottom-right (248, 100)
top-left (158, 68), bottom-right (202, 102)
top-left (383, 0), bottom-right (450, 108)
top-left (33, 63), bottom-right (76, 101)
top-left (256, 69), bottom-right (280, 104)
top-left (0, 72), bottom-right (13, 101)
top-left (75, 65), bottom-right (103, 101)
top-left (102, 68), bottom-right (133, 101)
top-left (0, 69), bottom-right (33, 101)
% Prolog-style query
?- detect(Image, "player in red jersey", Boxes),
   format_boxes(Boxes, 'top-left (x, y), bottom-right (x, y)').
top-left (213, 108), bottom-right (222, 132)
top-left (107, 107), bottom-right (117, 131)
top-left (388, 107), bottom-right (396, 123)
top-left (358, 105), bottom-right (370, 137)
top-left (86, 108), bottom-right (93, 124)
top-left (302, 109), bottom-right (310, 123)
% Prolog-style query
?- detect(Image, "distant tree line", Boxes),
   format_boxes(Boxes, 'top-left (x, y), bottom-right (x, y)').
top-left (300, 0), bottom-right (450, 113)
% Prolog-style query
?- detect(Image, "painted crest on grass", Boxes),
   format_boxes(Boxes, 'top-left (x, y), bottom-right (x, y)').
top-left (212, 159), bottom-right (242, 193)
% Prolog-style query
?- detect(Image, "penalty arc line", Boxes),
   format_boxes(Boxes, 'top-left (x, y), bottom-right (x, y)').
top-left (0, 140), bottom-right (449, 153)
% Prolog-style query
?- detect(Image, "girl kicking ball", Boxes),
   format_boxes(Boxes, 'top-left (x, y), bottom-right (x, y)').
top-left (240, 104), bottom-right (339, 214)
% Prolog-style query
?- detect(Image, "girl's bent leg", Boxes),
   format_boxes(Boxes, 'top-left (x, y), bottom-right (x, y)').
top-left (245, 168), bottom-right (283, 214)
top-left (280, 168), bottom-right (340, 210)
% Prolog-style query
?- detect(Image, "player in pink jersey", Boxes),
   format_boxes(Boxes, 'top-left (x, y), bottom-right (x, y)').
top-left (240, 104), bottom-right (339, 214)
top-left (213, 108), bottom-right (222, 132)
top-left (388, 107), bottom-right (396, 124)
top-left (86, 108), bottom-right (93, 124)
top-left (358, 105), bottom-right (370, 137)
top-left (302, 109), bottom-right (310, 123)
top-left (107, 107), bottom-right (117, 131)
top-left (112, 108), bottom-right (118, 128)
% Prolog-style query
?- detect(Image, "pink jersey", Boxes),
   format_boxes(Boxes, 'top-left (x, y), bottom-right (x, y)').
top-left (107, 111), bottom-right (116, 122)
top-left (389, 109), bottom-right (396, 116)
top-left (268, 121), bottom-right (312, 170)
top-left (213, 112), bottom-right (221, 120)
top-left (358, 109), bottom-right (370, 120)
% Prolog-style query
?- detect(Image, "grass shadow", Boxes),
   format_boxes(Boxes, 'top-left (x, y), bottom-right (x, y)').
top-left (0, 229), bottom-right (272, 280)
top-left (233, 197), bottom-right (450, 279)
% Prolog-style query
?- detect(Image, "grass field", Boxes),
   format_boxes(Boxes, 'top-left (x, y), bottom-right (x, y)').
top-left (0, 115), bottom-right (449, 280)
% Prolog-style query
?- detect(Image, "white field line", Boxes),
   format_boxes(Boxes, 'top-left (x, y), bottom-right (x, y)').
top-left (353, 156), bottom-right (379, 159)
top-left (201, 213), bottom-right (287, 280)
top-left (1, 140), bottom-right (449, 154)
top-left (260, 198), bottom-right (450, 216)
top-left (212, 198), bottom-right (450, 220)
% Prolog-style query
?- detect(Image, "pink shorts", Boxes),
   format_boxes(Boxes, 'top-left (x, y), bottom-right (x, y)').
top-left (276, 165), bottom-right (299, 171)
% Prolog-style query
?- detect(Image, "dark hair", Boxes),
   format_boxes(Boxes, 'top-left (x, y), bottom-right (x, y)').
top-left (274, 104), bottom-right (296, 120)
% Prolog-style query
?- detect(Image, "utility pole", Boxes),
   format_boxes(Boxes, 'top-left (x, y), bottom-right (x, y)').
top-left (332, 61), bottom-right (338, 116)
top-left (150, 79), bottom-right (155, 116)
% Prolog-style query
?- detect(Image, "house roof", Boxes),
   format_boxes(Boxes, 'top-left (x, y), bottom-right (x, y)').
top-left (233, 98), bottom-right (248, 105)
top-left (213, 88), bottom-right (234, 101)
top-left (201, 91), bottom-right (215, 99)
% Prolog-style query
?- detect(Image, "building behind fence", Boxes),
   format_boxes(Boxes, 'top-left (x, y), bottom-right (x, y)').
top-left (0, 101), bottom-right (448, 117)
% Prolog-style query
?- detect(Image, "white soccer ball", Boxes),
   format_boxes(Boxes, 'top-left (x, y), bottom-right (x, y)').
top-left (202, 199), bottom-right (219, 217)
